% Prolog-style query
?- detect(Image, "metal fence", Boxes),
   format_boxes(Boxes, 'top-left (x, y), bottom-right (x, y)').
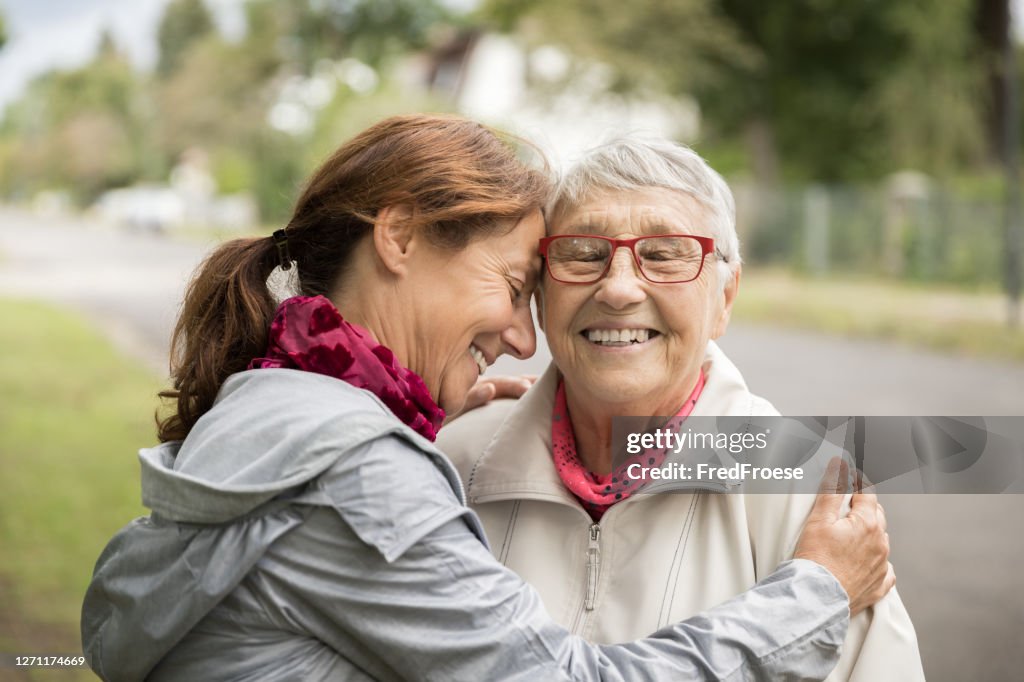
top-left (733, 180), bottom-right (1006, 287)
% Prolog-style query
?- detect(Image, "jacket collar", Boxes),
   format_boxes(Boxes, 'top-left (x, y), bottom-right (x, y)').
top-left (465, 363), bottom-right (573, 504)
top-left (465, 341), bottom-right (755, 503)
top-left (690, 340), bottom-right (756, 417)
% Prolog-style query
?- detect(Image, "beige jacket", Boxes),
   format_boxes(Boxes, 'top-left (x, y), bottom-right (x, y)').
top-left (438, 341), bottom-right (924, 681)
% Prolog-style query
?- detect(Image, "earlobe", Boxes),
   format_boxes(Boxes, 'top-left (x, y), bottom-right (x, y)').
top-left (711, 266), bottom-right (741, 339)
top-left (372, 204), bottom-right (417, 275)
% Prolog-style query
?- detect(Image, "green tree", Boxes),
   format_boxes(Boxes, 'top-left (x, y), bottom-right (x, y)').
top-left (156, 0), bottom-right (215, 78)
top-left (483, 0), bottom-right (987, 182)
top-left (0, 34), bottom-right (154, 202)
top-left (242, 0), bottom-right (453, 73)
top-left (152, 0), bottom-right (458, 220)
top-left (704, 0), bottom-right (912, 181)
top-left (485, 0), bottom-right (750, 95)
top-left (869, 0), bottom-right (984, 174)
top-left (0, 10), bottom-right (7, 50)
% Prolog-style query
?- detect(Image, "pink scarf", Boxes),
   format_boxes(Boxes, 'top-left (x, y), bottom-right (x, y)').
top-left (249, 296), bottom-right (445, 441)
top-left (552, 371), bottom-right (705, 520)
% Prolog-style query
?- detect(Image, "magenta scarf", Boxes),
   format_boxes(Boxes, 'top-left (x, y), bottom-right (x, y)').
top-left (249, 296), bottom-right (446, 441)
top-left (552, 371), bottom-right (705, 520)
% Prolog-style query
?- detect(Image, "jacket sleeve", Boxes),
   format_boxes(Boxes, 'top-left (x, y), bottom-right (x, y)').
top-left (745, 491), bottom-right (925, 682)
top-left (244, 437), bottom-right (851, 682)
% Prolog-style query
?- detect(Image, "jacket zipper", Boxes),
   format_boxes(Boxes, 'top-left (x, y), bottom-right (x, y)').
top-left (584, 523), bottom-right (601, 611)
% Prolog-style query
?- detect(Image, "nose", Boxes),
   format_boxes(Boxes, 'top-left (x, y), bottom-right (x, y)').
top-left (500, 301), bottom-right (538, 360)
top-left (593, 247), bottom-right (647, 309)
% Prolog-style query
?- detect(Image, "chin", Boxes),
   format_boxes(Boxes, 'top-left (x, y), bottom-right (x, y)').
top-left (438, 395), bottom-right (465, 416)
top-left (586, 370), bottom-right (651, 397)
top-left (438, 377), bottom-right (474, 415)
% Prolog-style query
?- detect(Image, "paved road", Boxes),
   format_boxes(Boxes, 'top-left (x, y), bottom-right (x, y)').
top-left (2, 208), bottom-right (1022, 681)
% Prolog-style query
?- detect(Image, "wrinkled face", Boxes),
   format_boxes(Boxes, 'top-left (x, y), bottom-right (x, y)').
top-left (540, 187), bottom-right (735, 411)
top-left (406, 210), bottom-right (545, 414)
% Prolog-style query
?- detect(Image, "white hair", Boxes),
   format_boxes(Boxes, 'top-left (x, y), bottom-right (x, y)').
top-left (550, 134), bottom-right (741, 285)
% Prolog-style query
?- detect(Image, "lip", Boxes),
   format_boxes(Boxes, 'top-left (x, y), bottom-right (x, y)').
top-left (581, 336), bottom-right (659, 353)
top-left (578, 326), bottom-right (663, 340)
top-left (580, 322), bottom-right (661, 332)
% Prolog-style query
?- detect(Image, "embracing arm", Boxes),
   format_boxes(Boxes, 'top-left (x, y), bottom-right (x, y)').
top-left (247, 436), bottom-right (855, 682)
top-left (253, 507), bottom-right (849, 682)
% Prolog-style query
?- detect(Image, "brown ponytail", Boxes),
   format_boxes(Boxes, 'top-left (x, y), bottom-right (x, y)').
top-left (157, 113), bottom-right (549, 443)
top-left (156, 237), bottom-right (279, 441)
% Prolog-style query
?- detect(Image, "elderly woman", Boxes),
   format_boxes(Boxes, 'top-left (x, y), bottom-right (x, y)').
top-left (439, 136), bottom-right (924, 681)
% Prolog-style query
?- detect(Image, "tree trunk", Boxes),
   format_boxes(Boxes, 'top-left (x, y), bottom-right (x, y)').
top-left (975, 0), bottom-right (1010, 164)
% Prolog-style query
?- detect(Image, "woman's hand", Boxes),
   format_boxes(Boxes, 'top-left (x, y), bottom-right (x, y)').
top-left (445, 375), bottom-right (537, 424)
top-left (794, 458), bottom-right (895, 616)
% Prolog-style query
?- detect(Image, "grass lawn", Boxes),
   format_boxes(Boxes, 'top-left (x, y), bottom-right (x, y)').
top-left (0, 298), bottom-right (160, 679)
top-left (735, 269), bottom-right (1024, 361)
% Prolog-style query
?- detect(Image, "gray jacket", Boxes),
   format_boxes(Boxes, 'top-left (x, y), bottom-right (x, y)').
top-left (82, 369), bottom-right (851, 681)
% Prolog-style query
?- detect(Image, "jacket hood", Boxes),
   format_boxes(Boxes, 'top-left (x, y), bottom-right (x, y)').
top-left (140, 369), bottom-right (437, 524)
top-left (83, 369), bottom-right (443, 681)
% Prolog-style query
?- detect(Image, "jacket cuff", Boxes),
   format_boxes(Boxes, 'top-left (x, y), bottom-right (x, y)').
top-left (783, 557), bottom-right (851, 612)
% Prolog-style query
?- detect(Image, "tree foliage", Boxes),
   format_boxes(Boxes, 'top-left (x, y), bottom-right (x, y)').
top-left (156, 0), bottom-right (216, 78)
top-left (0, 37), bottom-right (152, 202)
top-left (241, 0), bottom-right (453, 71)
top-left (7, 0), bottom-right (1001, 219)
top-left (483, 0), bottom-right (992, 182)
top-left (0, 0), bottom-right (458, 217)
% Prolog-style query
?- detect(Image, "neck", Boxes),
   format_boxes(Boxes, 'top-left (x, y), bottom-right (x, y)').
top-left (564, 371), bottom-right (700, 475)
top-left (330, 276), bottom-right (408, 370)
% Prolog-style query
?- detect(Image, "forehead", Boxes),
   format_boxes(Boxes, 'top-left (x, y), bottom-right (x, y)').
top-left (474, 209), bottom-right (545, 271)
top-left (549, 186), bottom-right (711, 238)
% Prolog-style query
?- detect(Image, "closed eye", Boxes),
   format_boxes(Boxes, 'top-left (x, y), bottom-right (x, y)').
top-left (506, 278), bottom-right (524, 303)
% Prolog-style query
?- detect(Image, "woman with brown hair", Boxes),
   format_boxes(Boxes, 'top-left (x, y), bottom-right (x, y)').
top-left (81, 114), bottom-right (893, 681)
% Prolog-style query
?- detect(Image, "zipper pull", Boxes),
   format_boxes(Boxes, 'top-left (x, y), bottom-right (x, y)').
top-left (585, 524), bottom-right (601, 610)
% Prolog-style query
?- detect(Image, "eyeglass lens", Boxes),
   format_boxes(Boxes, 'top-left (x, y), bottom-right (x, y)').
top-left (546, 236), bottom-right (705, 282)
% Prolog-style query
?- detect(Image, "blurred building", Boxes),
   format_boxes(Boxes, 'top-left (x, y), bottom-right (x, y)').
top-left (407, 30), bottom-right (700, 169)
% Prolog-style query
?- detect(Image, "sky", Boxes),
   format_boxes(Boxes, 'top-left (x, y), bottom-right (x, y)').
top-left (0, 0), bottom-right (246, 114)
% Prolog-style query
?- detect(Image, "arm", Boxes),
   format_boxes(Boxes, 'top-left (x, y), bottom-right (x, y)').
top-left (254, 507), bottom-right (849, 682)
top-left (247, 437), bottom-right (851, 681)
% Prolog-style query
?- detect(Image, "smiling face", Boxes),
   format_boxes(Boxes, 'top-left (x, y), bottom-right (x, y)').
top-left (540, 187), bottom-right (738, 414)
top-left (403, 210), bottom-right (545, 414)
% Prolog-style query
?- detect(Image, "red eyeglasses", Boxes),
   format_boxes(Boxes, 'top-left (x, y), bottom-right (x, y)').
top-left (538, 234), bottom-right (719, 284)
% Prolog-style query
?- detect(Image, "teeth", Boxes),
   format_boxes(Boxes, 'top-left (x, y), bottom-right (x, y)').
top-left (469, 344), bottom-right (487, 375)
top-left (585, 329), bottom-right (651, 345)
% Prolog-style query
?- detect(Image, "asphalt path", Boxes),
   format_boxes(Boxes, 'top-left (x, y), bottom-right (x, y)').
top-left (1, 208), bottom-right (1022, 681)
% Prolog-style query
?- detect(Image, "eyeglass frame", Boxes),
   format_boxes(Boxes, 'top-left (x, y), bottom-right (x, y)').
top-left (538, 233), bottom-right (726, 285)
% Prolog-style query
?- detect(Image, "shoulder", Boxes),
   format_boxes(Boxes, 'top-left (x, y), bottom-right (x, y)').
top-left (749, 393), bottom-right (780, 417)
top-left (699, 341), bottom-right (780, 416)
top-left (218, 368), bottom-right (390, 420)
top-left (173, 369), bottom-right (445, 509)
top-left (209, 369), bottom-right (433, 457)
top-left (436, 399), bottom-right (518, 481)
top-left (314, 433), bottom-right (481, 562)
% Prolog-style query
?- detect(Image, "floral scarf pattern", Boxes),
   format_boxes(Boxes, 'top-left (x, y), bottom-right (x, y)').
top-left (249, 296), bottom-right (445, 441)
top-left (552, 371), bottom-right (705, 520)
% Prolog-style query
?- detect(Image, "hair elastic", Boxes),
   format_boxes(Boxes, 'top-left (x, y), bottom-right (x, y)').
top-left (272, 229), bottom-right (293, 271)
